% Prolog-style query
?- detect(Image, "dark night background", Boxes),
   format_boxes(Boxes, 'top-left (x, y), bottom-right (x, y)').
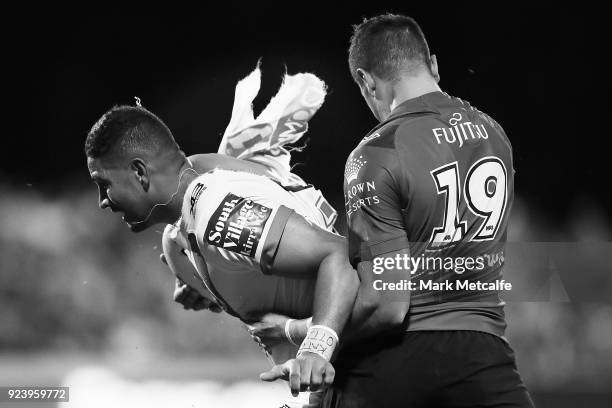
top-left (3, 4), bottom-right (611, 232)
top-left (1, 4), bottom-right (611, 408)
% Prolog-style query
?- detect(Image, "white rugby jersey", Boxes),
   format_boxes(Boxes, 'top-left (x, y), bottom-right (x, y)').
top-left (169, 168), bottom-right (336, 325)
top-left (162, 169), bottom-right (331, 408)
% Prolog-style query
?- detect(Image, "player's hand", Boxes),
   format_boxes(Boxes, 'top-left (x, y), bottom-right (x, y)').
top-left (172, 277), bottom-right (222, 312)
top-left (247, 313), bottom-right (291, 347)
top-left (159, 253), bottom-right (222, 313)
top-left (259, 352), bottom-right (335, 396)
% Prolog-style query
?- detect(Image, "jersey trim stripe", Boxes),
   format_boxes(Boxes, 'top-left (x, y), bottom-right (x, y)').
top-left (259, 205), bottom-right (294, 275)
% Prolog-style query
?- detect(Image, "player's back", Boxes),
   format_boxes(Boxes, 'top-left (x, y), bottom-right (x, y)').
top-left (347, 91), bottom-right (513, 337)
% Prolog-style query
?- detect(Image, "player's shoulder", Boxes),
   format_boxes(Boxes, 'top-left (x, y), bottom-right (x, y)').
top-left (390, 93), bottom-right (509, 149)
top-left (350, 117), bottom-right (402, 159)
top-left (189, 153), bottom-right (271, 176)
top-left (181, 169), bottom-right (282, 227)
top-left (180, 170), bottom-right (242, 222)
top-left (181, 174), bottom-right (211, 228)
top-left (358, 108), bottom-right (443, 152)
top-left (348, 109), bottom-right (435, 168)
top-left (182, 171), bottom-right (231, 208)
top-left (345, 126), bottom-right (404, 186)
top-left (458, 97), bottom-right (507, 132)
top-left (190, 168), bottom-right (273, 190)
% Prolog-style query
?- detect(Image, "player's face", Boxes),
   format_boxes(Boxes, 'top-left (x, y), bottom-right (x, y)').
top-left (87, 156), bottom-right (154, 232)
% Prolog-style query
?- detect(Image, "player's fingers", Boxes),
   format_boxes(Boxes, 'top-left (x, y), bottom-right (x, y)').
top-left (309, 364), bottom-right (324, 392)
top-left (182, 290), bottom-right (200, 308)
top-left (178, 293), bottom-right (194, 307)
top-left (249, 322), bottom-right (264, 333)
top-left (251, 325), bottom-right (276, 343)
top-left (259, 363), bottom-right (288, 382)
top-left (191, 297), bottom-right (211, 310)
top-left (323, 364), bottom-right (335, 387)
top-left (299, 357), bottom-right (313, 393)
top-left (288, 360), bottom-right (301, 397)
top-left (174, 285), bottom-right (188, 302)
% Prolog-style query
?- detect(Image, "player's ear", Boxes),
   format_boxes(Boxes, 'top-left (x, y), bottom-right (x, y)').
top-left (430, 54), bottom-right (440, 83)
top-left (130, 158), bottom-right (150, 191)
top-left (356, 68), bottom-right (376, 97)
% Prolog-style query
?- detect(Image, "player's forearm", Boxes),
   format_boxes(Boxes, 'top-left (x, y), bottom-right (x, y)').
top-left (289, 256), bottom-right (410, 343)
top-left (343, 295), bottom-right (409, 341)
top-left (288, 293), bottom-right (402, 343)
top-left (310, 250), bottom-right (359, 336)
top-left (343, 255), bottom-right (411, 341)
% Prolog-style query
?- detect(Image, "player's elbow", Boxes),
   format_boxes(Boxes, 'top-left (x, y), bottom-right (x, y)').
top-left (381, 302), bottom-right (409, 328)
top-left (352, 286), bottom-right (409, 332)
top-left (366, 292), bottom-right (409, 331)
top-left (315, 240), bottom-right (359, 301)
top-left (323, 241), bottom-right (359, 287)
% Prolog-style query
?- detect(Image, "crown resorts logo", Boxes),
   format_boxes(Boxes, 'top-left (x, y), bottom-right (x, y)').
top-left (345, 155), bottom-right (367, 184)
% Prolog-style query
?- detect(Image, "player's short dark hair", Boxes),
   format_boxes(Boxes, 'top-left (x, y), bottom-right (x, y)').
top-left (349, 13), bottom-right (432, 82)
top-left (85, 105), bottom-right (180, 159)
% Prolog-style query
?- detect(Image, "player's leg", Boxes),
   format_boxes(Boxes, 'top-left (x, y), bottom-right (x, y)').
top-left (321, 332), bottom-right (438, 408)
top-left (434, 331), bottom-right (535, 408)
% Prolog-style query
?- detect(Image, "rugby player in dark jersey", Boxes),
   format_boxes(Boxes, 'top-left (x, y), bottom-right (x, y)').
top-left (319, 14), bottom-right (535, 408)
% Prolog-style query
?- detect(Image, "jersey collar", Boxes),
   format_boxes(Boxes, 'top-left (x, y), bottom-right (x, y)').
top-left (385, 91), bottom-right (449, 122)
top-left (363, 91), bottom-right (445, 137)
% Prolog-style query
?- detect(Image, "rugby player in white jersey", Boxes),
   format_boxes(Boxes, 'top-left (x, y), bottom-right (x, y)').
top-left (162, 152), bottom-right (339, 358)
top-left (85, 103), bottom-right (358, 406)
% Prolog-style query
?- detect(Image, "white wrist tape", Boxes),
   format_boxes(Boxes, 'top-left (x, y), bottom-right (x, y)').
top-left (284, 319), bottom-right (299, 346)
top-left (296, 325), bottom-right (339, 361)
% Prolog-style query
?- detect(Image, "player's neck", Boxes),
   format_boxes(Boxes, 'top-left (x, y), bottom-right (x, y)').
top-left (162, 160), bottom-right (198, 224)
top-left (389, 75), bottom-right (441, 113)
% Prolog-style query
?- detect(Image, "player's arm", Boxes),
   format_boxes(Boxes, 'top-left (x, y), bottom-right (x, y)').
top-left (191, 180), bottom-right (359, 333)
top-left (254, 144), bottom-right (411, 345)
top-left (266, 214), bottom-right (358, 336)
top-left (265, 250), bottom-right (411, 345)
top-left (274, 246), bottom-right (411, 345)
top-left (259, 213), bottom-right (359, 395)
top-left (343, 249), bottom-right (411, 340)
top-left (187, 176), bottom-right (357, 394)
top-left (340, 143), bottom-right (413, 340)
top-left (161, 224), bottom-right (222, 312)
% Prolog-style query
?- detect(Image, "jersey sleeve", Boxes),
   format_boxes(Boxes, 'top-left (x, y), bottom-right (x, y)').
top-left (344, 143), bottom-right (409, 267)
top-left (185, 174), bottom-right (295, 274)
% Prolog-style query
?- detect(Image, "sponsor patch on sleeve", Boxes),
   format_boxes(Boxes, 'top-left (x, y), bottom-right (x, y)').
top-left (204, 193), bottom-right (272, 258)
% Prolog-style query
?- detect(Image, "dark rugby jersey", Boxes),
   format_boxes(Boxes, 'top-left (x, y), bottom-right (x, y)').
top-left (344, 91), bottom-right (513, 337)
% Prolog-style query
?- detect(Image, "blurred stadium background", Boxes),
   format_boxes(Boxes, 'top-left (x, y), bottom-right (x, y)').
top-left (1, 4), bottom-right (611, 408)
top-left (0, 188), bottom-right (610, 407)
